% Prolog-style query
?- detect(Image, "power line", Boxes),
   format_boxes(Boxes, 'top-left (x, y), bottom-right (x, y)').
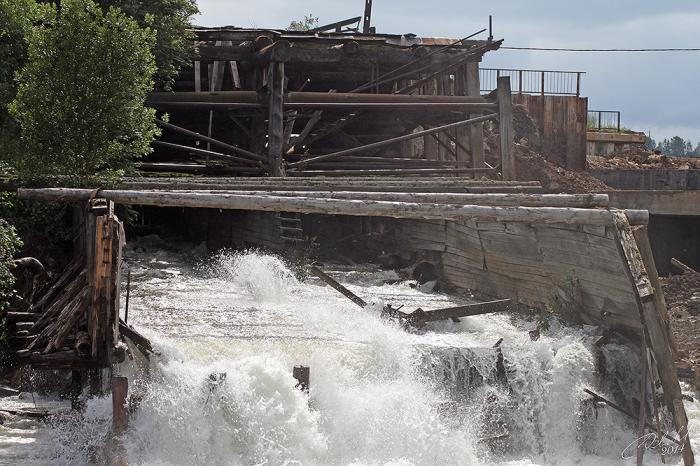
top-left (502, 46), bottom-right (700, 52)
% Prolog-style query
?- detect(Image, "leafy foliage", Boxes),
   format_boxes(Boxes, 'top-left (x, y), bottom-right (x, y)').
top-left (0, 192), bottom-right (72, 269)
top-left (288, 14), bottom-right (319, 31)
top-left (0, 218), bottom-right (21, 316)
top-left (96, 0), bottom-right (199, 91)
top-left (8, 0), bottom-right (159, 183)
top-left (0, 0), bottom-right (49, 164)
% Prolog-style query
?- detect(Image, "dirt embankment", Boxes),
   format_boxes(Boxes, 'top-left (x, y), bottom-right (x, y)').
top-left (661, 267), bottom-right (700, 375)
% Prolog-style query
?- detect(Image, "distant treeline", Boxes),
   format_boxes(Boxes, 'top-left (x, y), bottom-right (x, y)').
top-left (645, 136), bottom-right (700, 157)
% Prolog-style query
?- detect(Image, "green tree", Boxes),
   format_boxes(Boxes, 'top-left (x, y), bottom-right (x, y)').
top-left (0, 219), bottom-right (21, 317)
top-left (288, 14), bottom-right (319, 31)
top-left (8, 0), bottom-right (158, 183)
top-left (96, 0), bottom-right (198, 91)
top-left (667, 136), bottom-right (689, 156)
top-left (644, 135), bottom-right (656, 151)
top-left (0, 0), bottom-right (49, 168)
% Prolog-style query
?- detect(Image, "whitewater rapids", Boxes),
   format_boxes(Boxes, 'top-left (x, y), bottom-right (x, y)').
top-left (1, 237), bottom-right (698, 465)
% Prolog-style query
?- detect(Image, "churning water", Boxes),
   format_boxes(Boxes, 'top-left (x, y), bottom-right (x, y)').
top-left (1, 235), bottom-right (699, 465)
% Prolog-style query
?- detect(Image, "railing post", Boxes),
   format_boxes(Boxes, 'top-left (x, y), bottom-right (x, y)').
top-left (617, 112), bottom-right (621, 132)
top-left (518, 69), bottom-right (523, 94)
top-left (576, 72), bottom-right (581, 97)
top-left (598, 112), bottom-right (602, 131)
top-left (540, 71), bottom-right (545, 96)
top-left (497, 76), bottom-right (515, 180)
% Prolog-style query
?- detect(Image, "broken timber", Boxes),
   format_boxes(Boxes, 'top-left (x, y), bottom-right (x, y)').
top-left (310, 265), bottom-right (509, 327)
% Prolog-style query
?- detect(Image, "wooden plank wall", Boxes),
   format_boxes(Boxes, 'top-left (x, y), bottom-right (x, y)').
top-left (513, 94), bottom-right (588, 171)
top-left (207, 209), bottom-right (283, 251)
top-left (393, 217), bottom-right (641, 335)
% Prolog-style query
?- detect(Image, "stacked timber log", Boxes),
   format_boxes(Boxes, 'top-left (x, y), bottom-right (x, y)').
top-left (17, 187), bottom-right (649, 226)
top-left (9, 199), bottom-right (124, 370)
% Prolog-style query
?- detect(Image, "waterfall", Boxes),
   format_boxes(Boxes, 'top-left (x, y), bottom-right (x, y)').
top-left (1, 245), bottom-right (694, 465)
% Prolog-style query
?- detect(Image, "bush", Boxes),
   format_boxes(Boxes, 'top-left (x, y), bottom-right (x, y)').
top-left (8, 0), bottom-right (159, 184)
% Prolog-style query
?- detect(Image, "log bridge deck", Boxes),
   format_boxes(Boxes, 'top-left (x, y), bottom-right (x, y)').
top-left (13, 178), bottom-right (695, 464)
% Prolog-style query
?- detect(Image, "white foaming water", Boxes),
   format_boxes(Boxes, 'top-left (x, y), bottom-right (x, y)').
top-left (1, 241), bottom-right (695, 465)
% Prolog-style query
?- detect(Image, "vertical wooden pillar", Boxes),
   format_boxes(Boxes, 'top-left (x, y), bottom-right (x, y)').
top-left (466, 62), bottom-right (485, 168)
top-left (111, 376), bottom-right (128, 435)
top-left (362, 0), bottom-right (373, 33)
top-left (268, 61), bottom-right (285, 176)
top-left (454, 67), bottom-right (470, 167)
top-left (497, 76), bottom-right (515, 180)
top-left (423, 78), bottom-right (438, 160)
top-left (88, 200), bottom-right (114, 363)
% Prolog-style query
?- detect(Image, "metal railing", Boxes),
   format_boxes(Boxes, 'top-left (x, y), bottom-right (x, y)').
top-left (587, 110), bottom-right (621, 132)
top-left (480, 68), bottom-right (585, 96)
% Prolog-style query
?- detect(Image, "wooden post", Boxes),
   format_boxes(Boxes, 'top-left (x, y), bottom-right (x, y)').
top-left (111, 376), bottom-right (128, 435)
top-left (70, 370), bottom-right (83, 411)
top-left (293, 365), bottom-right (309, 392)
top-left (423, 78), bottom-right (438, 160)
top-left (466, 62), bottom-right (485, 168)
top-left (497, 76), bottom-right (515, 180)
top-left (362, 0), bottom-right (373, 33)
top-left (268, 61), bottom-right (285, 176)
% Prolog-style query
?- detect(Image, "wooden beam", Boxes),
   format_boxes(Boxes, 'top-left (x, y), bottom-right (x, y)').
top-left (155, 120), bottom-right (267, 163)
top-left (152, 140), bottom-right (263, 167)
top-left (309, 266), bottom-right (367, 307)
top-left (20, 188), bottom-right (631, 226)
top-left (408, 299), bottom-right (511, 325)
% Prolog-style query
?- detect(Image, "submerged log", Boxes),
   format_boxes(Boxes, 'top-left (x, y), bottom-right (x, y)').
top-left (407, 299), bottom-right (511, 326)
top-left (119, 319), bottom-right (154, 358)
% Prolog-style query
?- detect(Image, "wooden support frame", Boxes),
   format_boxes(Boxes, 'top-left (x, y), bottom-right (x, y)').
top-left (612, 213), bottom-right (694, 466)
top-left (289, 113), bottom-right (497, 168)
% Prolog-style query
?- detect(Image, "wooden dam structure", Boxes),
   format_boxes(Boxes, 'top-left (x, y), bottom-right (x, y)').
top-left (5, 18), bottom-right (696, 465)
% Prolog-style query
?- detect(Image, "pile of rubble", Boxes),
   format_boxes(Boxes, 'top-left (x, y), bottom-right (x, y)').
top-left (589, 150), bottom-right (700, 170)
top-left (484, 125), bottom-right (612, 194)
top-left (661, 265), bottom-right (700, 377)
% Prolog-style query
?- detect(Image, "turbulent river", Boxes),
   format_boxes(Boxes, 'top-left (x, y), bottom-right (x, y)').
top-left (1, 235), bottom-right (700, 465)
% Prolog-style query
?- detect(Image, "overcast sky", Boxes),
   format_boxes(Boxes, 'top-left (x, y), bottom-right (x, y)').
top-left (193, 0), bottom-right (700, 144)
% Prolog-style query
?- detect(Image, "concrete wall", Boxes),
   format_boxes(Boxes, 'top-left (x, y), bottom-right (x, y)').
top-left (590, 169), bottom-right (700, 190)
